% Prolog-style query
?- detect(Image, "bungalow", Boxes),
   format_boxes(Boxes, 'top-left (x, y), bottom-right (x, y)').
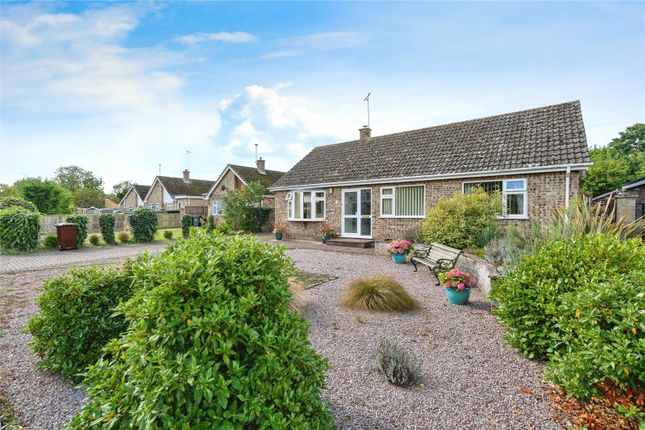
top-left (269, 101), bottom-right (592, 241)
top-left (205, 158), bottom-right (285, 217)
top-left (119, 184), bottom-right (151, 211)
top-left (144, 170), bottom-right (214, 212)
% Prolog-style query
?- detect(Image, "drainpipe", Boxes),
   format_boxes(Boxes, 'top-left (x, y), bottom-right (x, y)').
top-left (565, 164), bottom-right (571, 209)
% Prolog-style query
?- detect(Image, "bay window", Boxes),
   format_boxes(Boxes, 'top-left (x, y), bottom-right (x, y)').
top-left (463, 178), bottom-right (528, 219)
top-left (286, 190), bottom-right (325, 220)
top-left (380, 185), bottom-right (425, 218)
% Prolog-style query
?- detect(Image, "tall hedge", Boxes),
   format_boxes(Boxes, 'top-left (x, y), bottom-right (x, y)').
top-left (128, 208), bottom-right (158, 242)
top-left (26, 265), bottom-right (138, 382)
top-left (65, 214), bottom-right (89, 247)
top-left (0, 207), bottom-right (40, 252)
top-left (181, 214), bottom-right (192, 238)
top-left (0, 196), bottom-right (38, 213)
top-left (98, 214), bottom-right (116, 245)
top-left (67, 231), bottom-right (334, 429)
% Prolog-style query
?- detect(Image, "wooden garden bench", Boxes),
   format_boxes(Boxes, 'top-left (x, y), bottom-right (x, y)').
top-left (411, 242), bottom-right (463, 282)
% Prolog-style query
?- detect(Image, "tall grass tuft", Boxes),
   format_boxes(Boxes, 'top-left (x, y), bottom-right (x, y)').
top-left (342, 275), bottom-right (418, 311)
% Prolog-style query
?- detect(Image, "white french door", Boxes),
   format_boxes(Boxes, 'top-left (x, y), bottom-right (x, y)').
top-left (341, 188), bottom-right (372, 238)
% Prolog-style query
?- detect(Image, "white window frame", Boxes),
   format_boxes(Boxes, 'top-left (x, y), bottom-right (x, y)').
top-left (149, 203), bottom-right (160, 212)
top-left (287, 190), bottom-right (326, 221)
top-left (379, 185), bottom-right (426, 219)
top-left (462, 178), bottom-right (528, 220)
top-left (212, 199), bottom-right (223, 216)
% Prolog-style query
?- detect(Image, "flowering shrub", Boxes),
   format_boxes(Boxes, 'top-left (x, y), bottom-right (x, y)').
top-left (386, 239), bottom-right (413, 255)
top-left (272, 221), bottom-right (286, 234)
top-left (438, 268), bottom-right (477, 290)
top-left (319, 222), bottom-right (336, 238)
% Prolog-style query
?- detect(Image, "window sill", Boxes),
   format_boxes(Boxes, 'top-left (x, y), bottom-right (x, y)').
top-left (287, 218), bottom-right (325, 222)
top-left (379, 215), bottom-right (425, 219)
top-left (498, 215), bottom-right (529, 220)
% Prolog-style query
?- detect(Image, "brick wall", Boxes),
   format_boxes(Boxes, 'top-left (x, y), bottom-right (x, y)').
top-left (120, 190), bottom-right (139, 209)
top-left (146, 181), bottom-right (166, 209)
top-left (274, 170), bottom-right (581, 241)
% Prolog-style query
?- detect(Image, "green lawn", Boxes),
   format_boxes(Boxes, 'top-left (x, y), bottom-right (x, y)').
top-left (153, 228), bottom-right (183, 241)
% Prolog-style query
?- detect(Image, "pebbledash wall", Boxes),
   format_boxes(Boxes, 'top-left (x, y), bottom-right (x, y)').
top-left (39, 213), bottom-right (182, 236)
top-left (274, 171), bottom-right (581, 241)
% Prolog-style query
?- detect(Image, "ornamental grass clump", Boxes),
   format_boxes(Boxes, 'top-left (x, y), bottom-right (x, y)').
top-left (373, 340), bottom-right (421, 387)
top-left (342, 275), bottom-right (418, 311)
top-left (67, 231), bottom-right (334, 429)
top-left (26, 265), bottom-right (138, 382)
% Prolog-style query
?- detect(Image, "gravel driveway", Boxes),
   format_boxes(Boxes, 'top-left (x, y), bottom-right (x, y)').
top-left (0, 248), bottom-right (560, 429)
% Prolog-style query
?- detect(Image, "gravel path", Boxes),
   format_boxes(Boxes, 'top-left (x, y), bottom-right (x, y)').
top-left (290, 249), bottom-right (560, 430)
top-left (0, 248), bottom-right (560, 429)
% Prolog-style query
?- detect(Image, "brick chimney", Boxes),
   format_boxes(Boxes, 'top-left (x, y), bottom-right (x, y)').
top-left (182, 169), bottom-right (190, 183)
top-left (359, 125), bottom-right (371, 140)
top-left (256, 157), bottom-right (266, 174)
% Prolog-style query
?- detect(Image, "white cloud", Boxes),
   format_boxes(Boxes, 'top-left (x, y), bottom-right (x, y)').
top-left (175, 31), bottom-right (258, 45)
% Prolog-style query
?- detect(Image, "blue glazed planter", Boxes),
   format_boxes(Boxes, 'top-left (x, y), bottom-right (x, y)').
top-left (391, 253), bottom-right (407, 264)
top-left (275, 232), bottom-right (283, 241)
top-left (444, 287), bottom-right (471, 305)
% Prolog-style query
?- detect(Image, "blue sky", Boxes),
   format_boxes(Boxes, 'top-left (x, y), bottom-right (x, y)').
top-left (1, 1), bottom-right (644, 190)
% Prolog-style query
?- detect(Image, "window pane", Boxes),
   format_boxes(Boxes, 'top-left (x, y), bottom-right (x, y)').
top-left (361, 217), bottom-right (371, 236)
top-left (315, 191), bottom-right (325, 198)
top-left (344, 217), bottom-right (357, 234)
top-left (506, 193), bottom-right (525, 215)
top-left (505, 180), bottom-right (526, 191)
top-left (465, 181), bottom-right (501, 194)
top-left (360, 189), bottom-right (371, 215)
top-left (303, 192), bottom-right (312, 219)
top-left (294, 192), bottom-right (301, 218)
top-left (382, 197), bottom-right (393, 215)
top-left (381, 188), bottom-right (393, 195)
top-left (315, 200), bottom-right (324, 218)
top-left (395, 186), bottom-right (424, 216)
top-left (344, 192), bottom-right (357, 215)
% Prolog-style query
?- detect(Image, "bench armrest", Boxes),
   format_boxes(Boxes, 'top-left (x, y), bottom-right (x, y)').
top-left (412, 245), bottom-right (432, 258)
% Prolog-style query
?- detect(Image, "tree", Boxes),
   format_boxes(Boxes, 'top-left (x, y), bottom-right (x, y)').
top-left (54, 166), bottom-right (103, 192)
top-left (111, 180), bottom-right (134, 201)
top-left (73, 188), bottom-right (105, 208)
top-left (0, 184), bottom-right (17, 198)
top-left (581, 123), bottom-right (645, 196)
top-left (14, 178), bottom-right (72, 214)
top-left (223, 182), bottom-right (271, 232)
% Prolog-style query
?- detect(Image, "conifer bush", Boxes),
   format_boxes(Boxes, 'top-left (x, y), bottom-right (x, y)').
top-left (181, 214), bottom-right (192, 238)
top-left (65, 214), bottom-right (88, 247)
top-left (67, 231), bottom-right (334, 429)
top-left (128, 208), bottom-right (158, 242)
top-left (98, 214), bottom-right (116, 245)
top-left (26, 265), bottom-right (137, 382)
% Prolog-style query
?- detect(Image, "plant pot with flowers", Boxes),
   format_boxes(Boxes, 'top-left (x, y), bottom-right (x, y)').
top-left (386, 239), bottom-right (413, 264)
top-left (319, 222), bottom-right (337, 244)
top-left (438, 268), bottom-right (477, 305)
top-left (272, 221), bottom-right (286, 241)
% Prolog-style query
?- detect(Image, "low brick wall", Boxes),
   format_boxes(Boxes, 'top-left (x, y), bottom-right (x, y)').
top-left (376, 241), bottom-right (498, 297)
top-left (40, 213), bottom-right (181, 236)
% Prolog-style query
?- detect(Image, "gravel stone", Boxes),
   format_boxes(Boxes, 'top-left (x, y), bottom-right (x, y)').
top-left (0, 247), bottom-right (559, 429)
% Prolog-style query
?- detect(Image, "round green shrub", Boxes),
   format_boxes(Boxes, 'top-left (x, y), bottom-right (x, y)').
top-left (89, 234), bottom-right (101, 246)
top-left (163, 229), bottom-right (173, 240)
top-left (181, 214), bottom-right (192, 238)
top-left (26, 266), bottom-right (137, 382)
top-left (0, 207), bottom-right (40, 252)
top-left (544, 273), bottom-right (645, 400)
top-left (65, 214), bottom-right (89, 247)
top-left (98, 214), bottom-right (116, 245)
top-left (421, 188), bottom-right (501, 249)
top-left (43, 234), bottom-right (58, 249)
top-left (0, 196), bottom-right (38, 212)
top-left (128, 208), bottom-right (158, 242)
top-left (491, 233), bottom-right (645, 360)
top-left (117, 231), bottom-right (130, 243)
top-left (68, 231), bottom-right (334, 429)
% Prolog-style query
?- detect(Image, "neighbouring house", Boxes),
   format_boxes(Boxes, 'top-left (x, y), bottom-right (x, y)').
top-left (592, 176), bottom-right (645, 223)
top-left (119, 184), bottom-right (151, 211)
top-left (104, 198), bottom-right (120, 209)
top-left (144, 170), bottom-right (214, 214)
top-left (205, 158), bottom-right (285, 217)
top-left (269, 101), bottom-right (592, 242)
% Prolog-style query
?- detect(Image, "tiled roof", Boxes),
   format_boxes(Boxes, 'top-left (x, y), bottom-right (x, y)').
top-left (157, 176), bottom-right (214, 197)
top-left (229, 165), bottom-right (285, 191)
top-left (133, 185), bottom-right (150, 199)
top-left (271, 101), bottom-right (590, 189)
